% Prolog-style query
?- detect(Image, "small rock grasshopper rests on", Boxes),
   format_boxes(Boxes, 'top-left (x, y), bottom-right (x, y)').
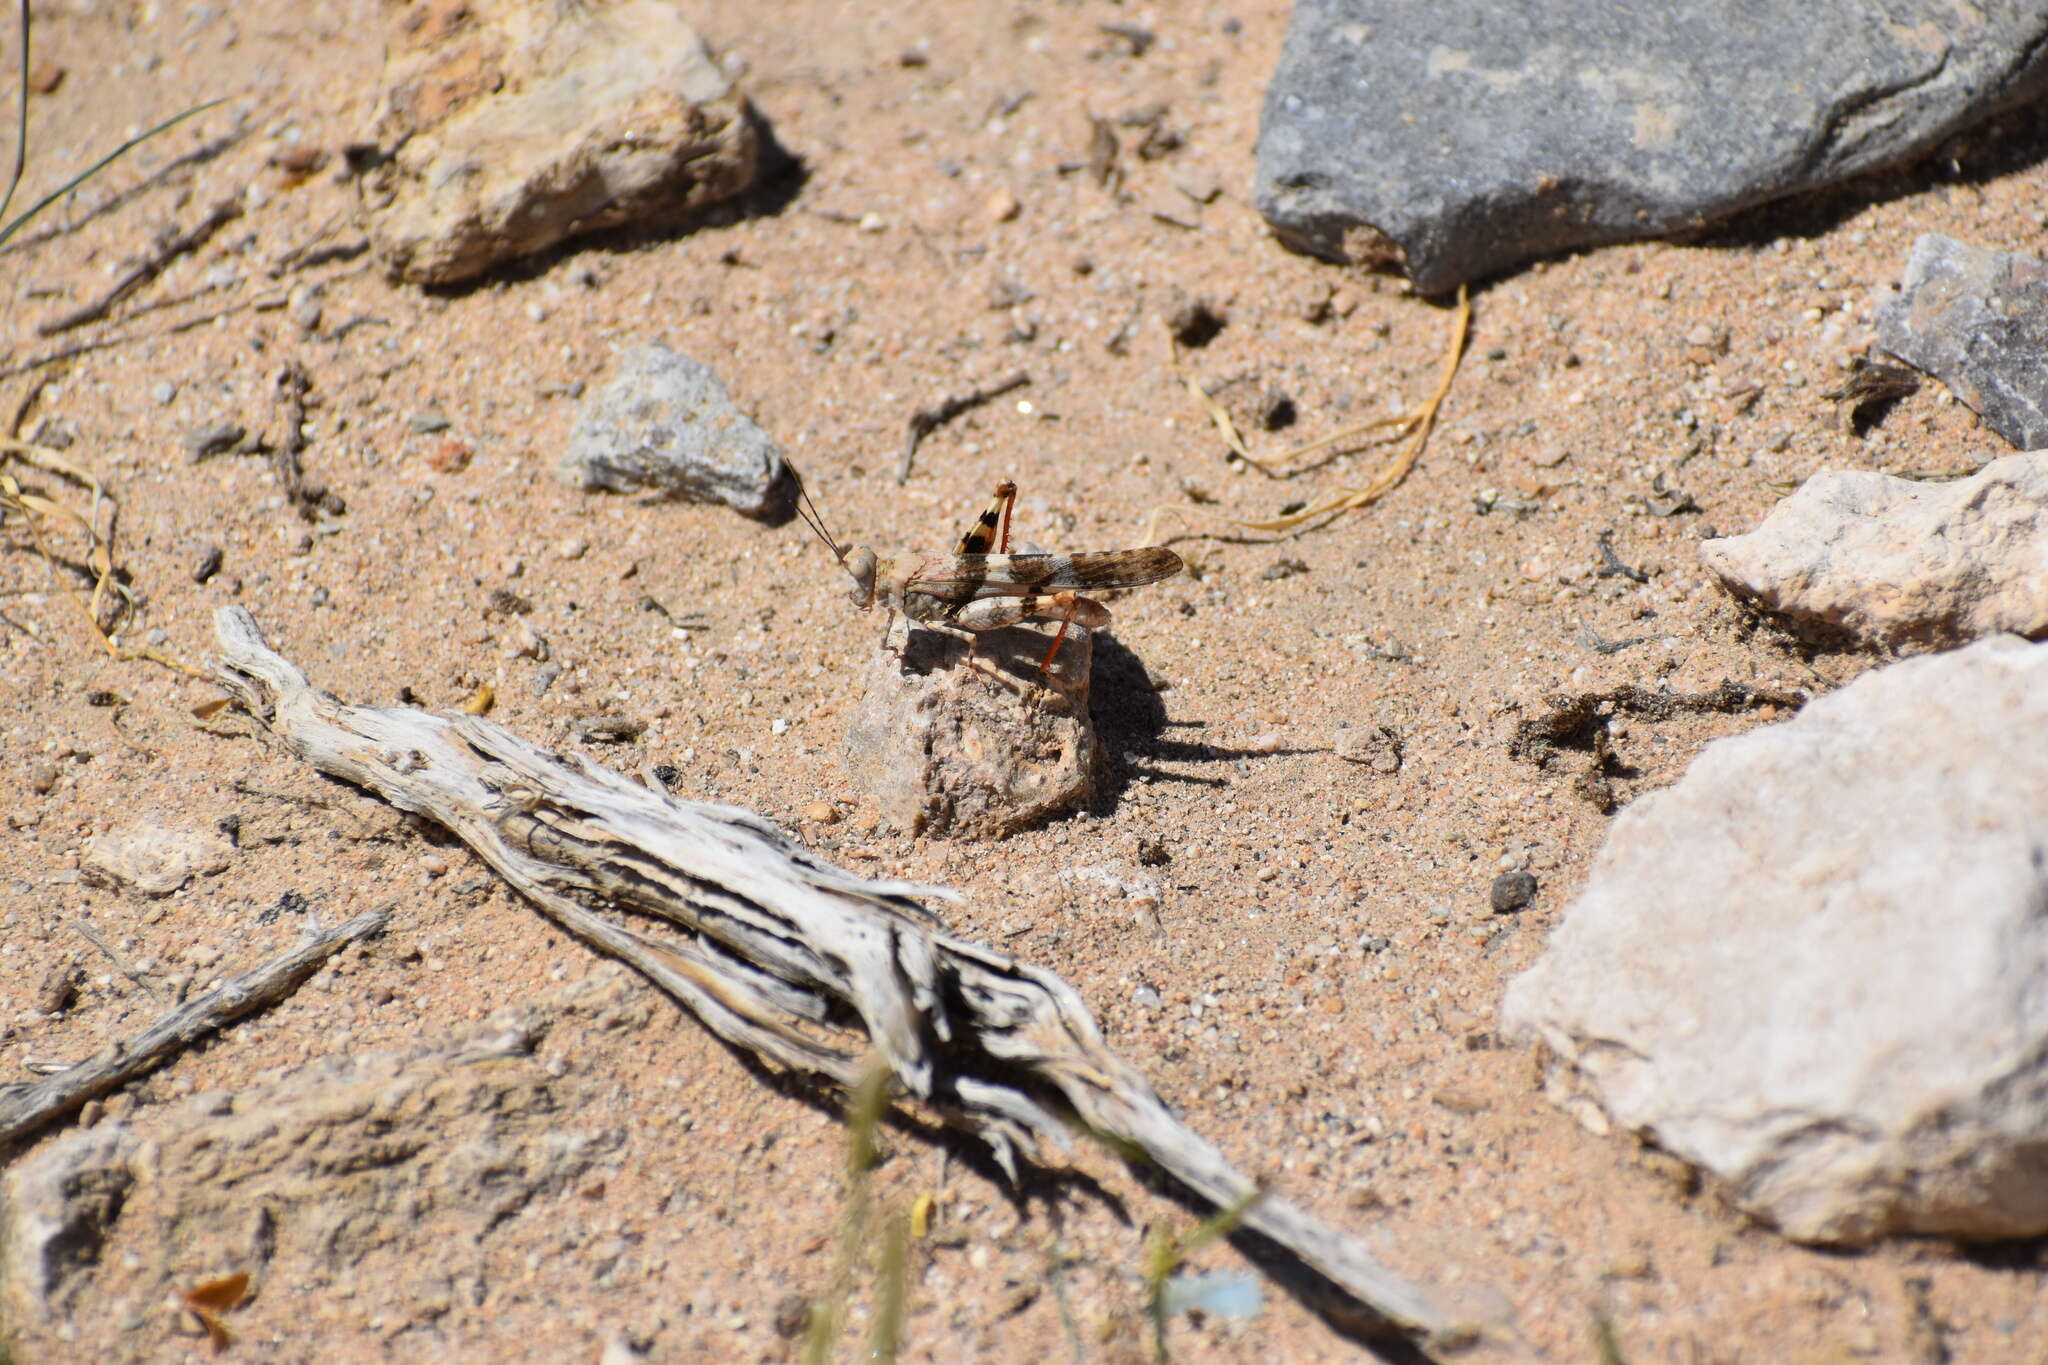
top-left (795, 476), bottom-right (1184, 684)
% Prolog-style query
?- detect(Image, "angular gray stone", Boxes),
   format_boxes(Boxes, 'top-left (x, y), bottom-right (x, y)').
top-left (1876, 233), bottom-right (2048, 450)
top-left (557, 344), bottom-right (794, 520)
top-left (844, 624), bottom-right (1095, 838)
top-left (1256, 2), bottom-right (2048, 293)
top-left (1702, 454), bottom-right (2048, 649)
top-left (366, 0), bottom-right (758, 286)
top-left (1502, 636), bottom-right (2048, 1245)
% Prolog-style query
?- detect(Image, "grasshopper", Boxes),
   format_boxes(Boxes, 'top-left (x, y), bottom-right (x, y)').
top-left (794, 476), bottom-right (1183, 681)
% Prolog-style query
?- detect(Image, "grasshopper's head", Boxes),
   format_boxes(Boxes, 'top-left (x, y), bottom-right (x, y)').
top-left (842, 544), bottom-right (879, 609)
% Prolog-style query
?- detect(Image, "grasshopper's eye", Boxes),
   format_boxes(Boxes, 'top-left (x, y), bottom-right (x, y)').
top-left (843, 546), bottom-right (877, 605)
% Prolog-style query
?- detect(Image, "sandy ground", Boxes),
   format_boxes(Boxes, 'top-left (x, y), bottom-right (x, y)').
top-left (3, 2), bottom-right (2045, 1361)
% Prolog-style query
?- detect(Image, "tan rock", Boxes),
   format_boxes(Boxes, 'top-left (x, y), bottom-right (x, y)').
top-left (366, 0), bottom-right (758, 286)
top-left (1701, 454), bottom-right (2048, 649)
top-left (82, 816), bottom-right (233, 897)
top-left (844, 624), bottom-right (1095, 838)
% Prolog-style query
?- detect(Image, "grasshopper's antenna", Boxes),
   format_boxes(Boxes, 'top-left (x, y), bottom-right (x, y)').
top-left (789, 465), bottom-right (849, 567)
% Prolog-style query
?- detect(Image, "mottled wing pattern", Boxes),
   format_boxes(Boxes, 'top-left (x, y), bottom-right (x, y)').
top-left (909, 547), bottom-right (1183, 601)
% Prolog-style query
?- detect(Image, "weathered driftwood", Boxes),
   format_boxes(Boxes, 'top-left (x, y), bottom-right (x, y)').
top-left (0, 907), bottom-right (389, 1146)
top-left (208, 605), bottom-right (1460, 1342)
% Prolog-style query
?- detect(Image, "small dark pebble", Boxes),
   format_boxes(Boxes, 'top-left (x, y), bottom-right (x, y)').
top-left (258, 889), bottom-right (310, 926)
top-left (1165, 293), bottom-right (1226, 348)
top-left (486, 588), bottom-right (534, 616)
top-left (192, 543), bottom-right (224, 584)
top-left (184, 422), bottom-right (246, 461)
top-left (1260, 557), bottom-right (1309, 581)
top-left (1490, 871), bottom-right (1538, 914)
top-left (84, 690), bottom-right (120, 708)
top-left (575, 714), bottom-right (646, 743)
top-left (1137, 838), bottom-right (1171, 866)
top-left (772, 1293), bottom-right (812, 1340)
top-left (215, 813), bottom-right (242, 846)
top-left (652, 764), bottom-right (684, 789)
top-left (1258, 387), bottom-right (1296, 430)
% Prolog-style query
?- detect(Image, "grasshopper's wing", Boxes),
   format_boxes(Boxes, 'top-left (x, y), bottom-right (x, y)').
top-left (914, 548), bottom-right (1184, 600)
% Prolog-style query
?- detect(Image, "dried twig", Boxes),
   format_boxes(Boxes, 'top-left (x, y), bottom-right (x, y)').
top-left (71, 917), bottom-right (162, 1003)
top-left (0, 289), bottom-right (285, 382)
top-left (0, 907), bottom-right (388, 1146)
top-left (269, 360), bottom-right (343, 518)
top-left (0, 122), bottom-right (245, 258)
top-left (207, 605), bottom-right (1466, 1345)
top-left (898, 370), bottom-right (1031, 483)
top-left (1148, 285), bottom-right (1470, 543)
top-left (37, 196), bottom-right (243, 335)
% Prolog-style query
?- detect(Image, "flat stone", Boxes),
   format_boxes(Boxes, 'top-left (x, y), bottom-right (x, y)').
top-left (1502, 636), bottom-right (2048, 1245)
top-left (1876, 233), bottom-right (2048, 450)
top-left (82, 815), bottom-right (233, 897)
top-left (1255, 1), bottom-right (2048, 293)
top-left (366, 0), bottom-right (758, 286)
top-left (844, 624), bottom-right (1095, 838)
top-left (557, 344), bottom-right (794, 520)
top-left (1702, 454), bottom-right (2048, 649)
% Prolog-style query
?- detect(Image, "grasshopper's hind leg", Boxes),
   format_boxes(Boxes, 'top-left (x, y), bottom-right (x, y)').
top-left (955, 481), bottom-right (1019, 555)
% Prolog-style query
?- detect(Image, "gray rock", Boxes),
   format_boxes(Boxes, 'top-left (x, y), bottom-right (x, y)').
top-left (1502, 636), bottom-right (2048, 1245)
top-left (82, 815), bottom-right (234, 896)
top-left (366, 0), bottom-right (758, 286)
top-left (1255, 2), bottom-right (2048, 293)
top-left (1876, 233), bottom-right (2048, 450)
top-left (1702, 454), bottom-right (2048, 649)
top-left (558, 345), bottom-right (794, 519)
top-left (844, 624), bottom-right (1096, 838)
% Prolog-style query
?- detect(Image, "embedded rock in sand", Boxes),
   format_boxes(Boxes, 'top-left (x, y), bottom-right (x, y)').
top-left (1503, 636), bottom-right (2048, 1245)
top-left (844, 624), bottom-right (1096, 838)
top-left (1701, 454), bottom-right (2048, 649)
top-left (365, 0), bottom-right (758, 286)
top-left (1876, 233), bottom-right (2048, 450)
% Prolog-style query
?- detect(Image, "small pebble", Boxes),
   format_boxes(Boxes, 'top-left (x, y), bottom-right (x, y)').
top-left (802, 801), bottom-right (838, 825)
top-left (425, 438), bottom-right (472, 473)
top-left (986, 188), bottom-right (1021, 222)
top-left (151, 381), bottom-right (177, 406)
top-left (184, 422), bottom-right (246, 461)
top-left (408, 409), bottom-right (451, 434)
top-left (557, 537), bottom-right (589, 562)
top-left (531, 662), bottom-right (563, 697)
top-left (1132, 984), bottom-right (1163, 1008)
top-left (1490, 870), bottom-right (1538, 914)
top-left (30, 762), bottom-right (59, 795)
top-left (421, 852), bottom-right (449, 877)
top-left (191, 545), bottom-right (225, 585)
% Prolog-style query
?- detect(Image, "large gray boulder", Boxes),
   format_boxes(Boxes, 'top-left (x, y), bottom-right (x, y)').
top-left (1256, 1), bottom-right (2048, 292)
